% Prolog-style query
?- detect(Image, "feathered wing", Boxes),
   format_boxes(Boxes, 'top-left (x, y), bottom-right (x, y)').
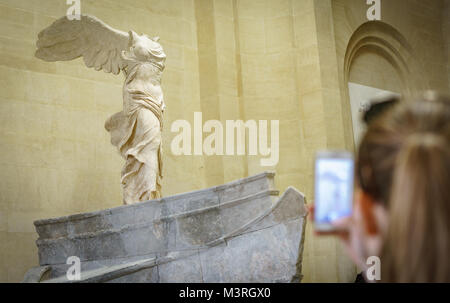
top-left (35, 15), bottom-right (130, 75)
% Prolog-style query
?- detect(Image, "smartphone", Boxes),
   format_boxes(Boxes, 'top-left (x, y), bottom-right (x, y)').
top-left (314, 150), bottom-right (354, 231)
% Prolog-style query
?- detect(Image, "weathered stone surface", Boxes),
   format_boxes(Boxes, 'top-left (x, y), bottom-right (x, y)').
top-left (24, 172), bottom-right (308, 283)
top-left (22, 266), bottom-right (51, 283)
top-left (158, 251), bottom-right (203, 283)
top-left (42, 258), bottom-right (158, 283)
top-left (199, 219), bottom-right (303, 283)
top-left (34, 172), bottom-right (278, 265)
top-left (34, 172), bottom-right (274, 240)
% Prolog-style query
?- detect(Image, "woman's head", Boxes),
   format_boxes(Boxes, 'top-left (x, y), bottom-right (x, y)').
top-left (355, 92), bottom-right (450, 282)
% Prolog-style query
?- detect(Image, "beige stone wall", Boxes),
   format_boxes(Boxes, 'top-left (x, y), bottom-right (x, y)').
top-left (0, 0), bottom-right (205, 282)
top-left (0, 0), bottom-right (449, 282)
top-left (349, 52), bottom-right (403, 93)
top-left (195, 0), bottom-right (356, 282)
top-left (333, 0), bottom-right (450, 95)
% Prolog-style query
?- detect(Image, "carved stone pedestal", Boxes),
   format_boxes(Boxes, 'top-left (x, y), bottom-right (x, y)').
top-left (23, 172), bottom-right (308, 283)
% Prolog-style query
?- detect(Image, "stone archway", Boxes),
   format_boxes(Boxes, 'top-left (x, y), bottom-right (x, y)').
top-left (340, 20), bottom-right (422, 150)
top-left (344, 20), bottom-right (423, 96)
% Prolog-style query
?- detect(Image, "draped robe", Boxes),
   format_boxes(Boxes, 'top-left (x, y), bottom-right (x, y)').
top-left (105, 62), bottom-right (164, 204)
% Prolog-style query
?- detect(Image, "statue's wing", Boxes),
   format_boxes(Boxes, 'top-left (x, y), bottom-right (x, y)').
top-left (36, 15), bottom-right (129, 75)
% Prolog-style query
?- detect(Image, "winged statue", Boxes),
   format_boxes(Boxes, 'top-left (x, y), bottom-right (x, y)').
top-left (35, 15), bottom-right (166, 205)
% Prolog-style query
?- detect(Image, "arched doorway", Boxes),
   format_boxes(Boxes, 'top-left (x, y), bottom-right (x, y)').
top-left (343, 21), bottom-right (420, 146)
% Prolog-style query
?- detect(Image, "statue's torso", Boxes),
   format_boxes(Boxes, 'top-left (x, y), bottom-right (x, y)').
top-left (123, 63), bottom-right (164, 115)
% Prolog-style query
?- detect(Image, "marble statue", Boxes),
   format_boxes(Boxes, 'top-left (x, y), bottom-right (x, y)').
top-left (35, 15), bottom-right (166, 204)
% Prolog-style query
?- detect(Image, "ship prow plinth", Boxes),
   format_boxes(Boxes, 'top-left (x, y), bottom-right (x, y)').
top-left (23, 172), bottom-right (308, 283)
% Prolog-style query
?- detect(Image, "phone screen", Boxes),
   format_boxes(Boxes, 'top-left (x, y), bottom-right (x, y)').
top-left (314, 153), bottom-right (354, 227)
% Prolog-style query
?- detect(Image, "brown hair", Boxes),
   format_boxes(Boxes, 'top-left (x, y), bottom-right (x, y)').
top-left (356, 92), bottom-right (450, 282)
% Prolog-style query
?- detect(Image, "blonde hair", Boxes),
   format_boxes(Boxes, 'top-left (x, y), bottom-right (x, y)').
top-left (357, 93), bottom-right (450, 282)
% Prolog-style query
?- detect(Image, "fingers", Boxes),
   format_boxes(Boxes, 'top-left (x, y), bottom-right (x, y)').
top-left (308, 204), bottom-right (352, 237)
top-left (331, 216), bottom-right (352, 230)
top-left (307, 204), bottom-right (314, 219)
top-left (309, 204), bottom-right (366, 271)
